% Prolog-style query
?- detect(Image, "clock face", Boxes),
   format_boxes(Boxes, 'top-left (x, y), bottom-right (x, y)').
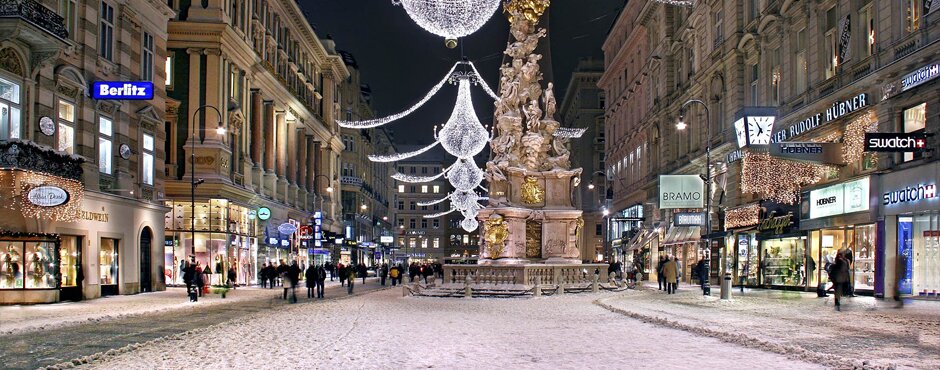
top-left (39, 116), bottom-right (55, 136)
top-left (119, 144), bottom-right (132, 159)
top-left (746, 116), bottom-right (775, 145)
top-left (733, 118), bottom-right (747, 148)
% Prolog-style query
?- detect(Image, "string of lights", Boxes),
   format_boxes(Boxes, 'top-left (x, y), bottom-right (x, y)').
top-left (368, 140), bottom-right (440, 162)
top-left (842, 111), bottom-right (878, 164)
top-left (741, 151), bottom-right (831, 204)
top-left (467, 60), bottom-right (500, 100)
top-left (423, 208), bottom-right (457, 219)
top-left (391, 171), bottom-right (446, 183)
top-left (417, 195), bottom-right (450, 207)
top-left (653, 0), bottom-right (694, 7)
top-left (337, 63), bottom-right (461, 128)
top-left (392, 0), bottom-right (501, 40)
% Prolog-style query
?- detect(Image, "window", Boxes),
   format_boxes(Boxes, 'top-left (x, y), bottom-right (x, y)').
top-left (421, 238), bottom-right (428, 248)
top-left (795, 28), bottom-right (807, 94)
top-left (99, 1), bottom-right (115, 60)
top-left (713, 9), bottom-right (723, 47)
top-left (907, 0), bottom-right (922, 33)
top-left (59, 0), bottom-right (76, 39)
top-left (596, 223), bottom-right (602, 236)
top-left (421, 166), bottom-right (428, 174)
top-left (749, 0), bottom-right (759, 21)
top-left (903, 103), bottom-right (926, 162)
top-left (410, 185), bottom-right (416, 192)
top-left (398, 185), bottom-right (405, 193)
top-left (749, 64), bottom-right (759, 105)
top-left (861, 5), bottom-right (875, 57)
top-left (229, 68), bottom-right (240, 100)
top-left (421, 205), bottom-right (427, 211)
top-left (409, 219), bottom-right (416, 228)
top-left (410, 166), bottom-right (416, 174)
top-left (165, 55), bottom-right (173, 88)
top-left (421, 219), bottom-right (427, 228)
top-left (598, 93), bottom-right (606, 109)
top-left (142, 133), bottom-right (154, 185)
top-left (141, 32), bottom-right (154, 81)
top-left (433, 185), bottom-right (440, 193)
top-left (433, 219), bottom-right (439, 229)
top-left (433, 238), bottom-right (440, 248)
top-left (397, 201), bottom-right (404, 210)
top-left (421, 185), bottom-right (428, 193)
top-left (397, 218), bottom-right (404, 227)
top-left (770, 47), bottom-right (781, 105)
top-left (409, 201), bottom-right (416, 210)
top-left (825, 7), bottom-right (838, 79)
top-left (408, 237), bottom-right (416, 249)
top-left (57, 100), bottom-right (75, 154)
top-left (0, 76), bottom-right (22, 140)
top-left (98, 116), bottom-right (113, 174)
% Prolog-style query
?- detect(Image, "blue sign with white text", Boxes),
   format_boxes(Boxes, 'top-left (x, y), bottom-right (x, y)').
top-left (92, 81), bottom-right (154, 100)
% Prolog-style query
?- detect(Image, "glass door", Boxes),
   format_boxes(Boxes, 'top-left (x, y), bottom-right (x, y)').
top-left (100, 238), bottom-right (119, 296)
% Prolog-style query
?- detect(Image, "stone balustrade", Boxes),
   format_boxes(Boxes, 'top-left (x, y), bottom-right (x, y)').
top-left (443, 264), bottom-right (609, 287)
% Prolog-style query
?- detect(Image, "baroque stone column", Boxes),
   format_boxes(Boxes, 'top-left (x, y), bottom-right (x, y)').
top-left (275, 111), bottom-right (288, 202)
top-left (249, 89), bottom-right (263, 166)
top-left (297, 131), bottom-right (309, 210)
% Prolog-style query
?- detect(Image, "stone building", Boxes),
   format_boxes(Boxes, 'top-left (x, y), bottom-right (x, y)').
top-left (0, 0), bottom-right (174, 303)
top-left (161, 0), bottom-right (347, 284)
top-left (559, 58), bottom-right (606, 262)
top-left (392, 145), bottom-right (454, 263)
top-left (602, 0), bottom-right (940, 296)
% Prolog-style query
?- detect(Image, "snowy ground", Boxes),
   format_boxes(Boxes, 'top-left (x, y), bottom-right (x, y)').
top-left (0, 281), bottom-right (346, 336)
top-left (78, 288), bottom-right (821, 369)
top-left (598, 283), bottom-right (940, 370)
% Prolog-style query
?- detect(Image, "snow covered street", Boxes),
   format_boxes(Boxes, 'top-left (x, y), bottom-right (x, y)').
top-left (79, 288), bottom-right (821, 370)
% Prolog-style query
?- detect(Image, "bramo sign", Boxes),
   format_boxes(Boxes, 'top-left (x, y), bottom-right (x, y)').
top-left (659, 175), bottom-right (704, 209)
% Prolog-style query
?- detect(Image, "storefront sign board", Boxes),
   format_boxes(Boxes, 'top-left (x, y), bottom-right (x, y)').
top-left (91, 81), bottom-right (154, 100)
top-left (380, 236), bottom-right (394, 243)
top-left (771, 93), bottom-right (870, 143)
top-left (808, 177), bottom-right (870, 219)
top-left (673, 212), bottom-right (705, 226)
top-left (768, 142), bottom-right (844, 165)
top-left (659, 175), bottom-right (704, 209)
top-left (27, 186), bottom-right (69, 207)
top-left (257, 207), bottom-right (271, 220)
top-left (879, 162), bottom-right (940, 215)
top-left (864, 133), bottom-right (927, 152)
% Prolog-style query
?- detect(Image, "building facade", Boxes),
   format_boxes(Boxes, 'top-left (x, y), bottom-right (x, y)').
top-left (560, 58), bottom-right (606, 263)
top-left (1, 0), bottom-right (174, 303)
top-left (603, 0), bottom-right (940, 298)
top-left (161, 0), bottom-right (347, 285)
top-left (392, 146), bottom-right (454, 263)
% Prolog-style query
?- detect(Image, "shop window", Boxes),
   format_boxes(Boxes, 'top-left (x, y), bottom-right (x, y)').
top-left (794, 28), bottom-right (807, 94)
top-left (0, 76), bottom-right (22, 140)
top-left (906, 0), bottom-right (922, 33)
top-left (903, 103), bottom-right (926, 162)
top-left (141, 32), bottom-right (154, 81)
top-left (825, 7), bottom-right (838, 79)
top-left (852, 224), bottom-right (877, 291)
top-left (98, 116), bottom-right (113, 174)
top-left (1, 240), bottom-right (57, 289)
top-left (861, 5), bottom-right (875, 57)
top-left (99, 1), bottom-right (115, 60)
top-left (59, 236), bottom-right (80, 287)
top-left (899, 214), bottom-right (940, 295)
top-left (142, 133), bottom-right (154, 185)
top-left (760, 237), bottom-right (806, 287)
top-left (57, 100), bottom-right (75, 154)
top-left (100, 238), bottom-right (118, 286)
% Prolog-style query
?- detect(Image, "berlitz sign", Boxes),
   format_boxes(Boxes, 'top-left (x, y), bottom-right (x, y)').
top-left (26, 186), bottom-right (69, 207)
top-left (864, 133), bottom-right (927, 152)
top-left (771, 93), bottom-right (869, 143)
top-left (91, 82), bottom-right (154, 100)
top-left (659, 175), bottom-right (704, 209)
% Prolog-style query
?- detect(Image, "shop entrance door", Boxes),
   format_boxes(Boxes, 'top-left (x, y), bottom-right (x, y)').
top-left (140, 227), bottom-right (152, 293)
top-left (100, 238), bottom-right (119, 296)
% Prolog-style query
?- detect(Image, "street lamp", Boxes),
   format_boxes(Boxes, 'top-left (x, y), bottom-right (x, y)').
top-left (676, 99), bottom-right (719, 298)
top-left (189, 102), bottom-right (237, 258)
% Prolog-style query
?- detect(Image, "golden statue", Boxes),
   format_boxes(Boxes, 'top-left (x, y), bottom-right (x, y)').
top-left (484, 215), bottom-right (509, 259)
top-left (504, 0), bottom-right (550, 24)
top-left (520, 176), bottom-right (544, 204)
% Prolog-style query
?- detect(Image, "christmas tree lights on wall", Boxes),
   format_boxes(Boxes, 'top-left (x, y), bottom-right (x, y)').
top-left (392, 0), bottom-right (501, 48)
top-left (741, 151), bottom-right (832, 204)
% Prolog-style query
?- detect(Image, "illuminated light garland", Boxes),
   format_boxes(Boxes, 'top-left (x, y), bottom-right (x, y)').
top-left (461, 217), bottom-right (479, 232)
top-left (450, 189), bottom-right (480, 210)
top-left (467, 60), bottom-right (500, 100)
top-left (391, 171), bottom-right (446, 183)
top-left (338, 63), bottom-right (461, 129)
top-left (423, 208), bottom-right (456, 219)
top-left (417, 195), bottom-right (450, 207)
top-left (725, 204), bottom-right (761, 229)
top-left (0, 169), bottom-right (84, 222)
top-left (392, 0), bottom-right (501, 40)
top-left (446, 158), bottom-right (484, 191)
top-left (653, 0), bottom-right (694, 7)
top-left (741, 151), bottom-right (833, 204)
top-left (842, 111), bottom-right (878, 164)
top-left (368, 140), bottom-right (440, 162)
top-left (436, 77), bottom-right (490, 159)
top-left (553, 127), bottom-right (587, 138)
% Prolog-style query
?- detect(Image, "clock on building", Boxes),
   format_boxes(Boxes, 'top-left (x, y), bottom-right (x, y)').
top-left (119, 144), bottom-right (132, 159)
top-left (732, 108), bottom-right (777, 148)
top-left (733, 118), bottom-right (747, 148)
top-left (39, 116), bottom-right (55, 136)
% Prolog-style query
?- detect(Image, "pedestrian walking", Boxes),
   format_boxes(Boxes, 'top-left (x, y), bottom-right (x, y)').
top-left (894, 253), bottom-right (907, 308)
top-left (315, 264), bottom-right (326, 298)
top-left (338, 263), bottom-right (347, 287)
top-left (662, 256), bottom-right (678, 294)
top-left (380, 263), bottom-right (388, 286)
top-left (305, 265), bottom-right (317, 298)
top-left (359, 263), bottom-right (367, 285)
top-left (326, 263), bottom-right (334, 281)
top-left (183, 259), bottom-right (197, 302)
top-left (657, 255), bottom-right (666, 290)
top-left (347, 265), bottom-right (356, 294)
top-left (390, 265), bottom-right (399, 286)
top-left (194, 262), bottom-right (205, 297)
top-left (227, 266), bottom-right (237, 289)
top-left (694, 258), bottom-right (708, 293)
top-left (831, 253), bottom-right (851, 311)
top-left (287, 260), bottom-right (301, 303)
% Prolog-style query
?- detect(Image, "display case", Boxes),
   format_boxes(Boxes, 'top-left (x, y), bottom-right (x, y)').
top-left (0, 237), bottom-right (59, 290)
top-left (760, 237), bottom-right (806, 287)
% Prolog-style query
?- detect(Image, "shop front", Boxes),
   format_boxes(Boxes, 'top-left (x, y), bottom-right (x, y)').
top-left (724, 203), bottom-right (760, 286)
top-left (800, 176), bottom-right (880, 295)
top-left (755, 208), bottom-right (807, 290)
top-left (660, 225), bottom-right (701, 284)
top-left (880, 162), bottom-right (940, 298)
top-left (608, 204), bottom-right (644, 263)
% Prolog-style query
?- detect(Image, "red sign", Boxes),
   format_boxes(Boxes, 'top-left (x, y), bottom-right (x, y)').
top-left (298, 225), bottom-right (314, 240)
top-left (924, 231), bottom-right (940, 237)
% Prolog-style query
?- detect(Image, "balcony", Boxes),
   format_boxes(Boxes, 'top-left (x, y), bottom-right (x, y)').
top-left (341, 175), bottom-right (363, 187)
top-left (0, 0), bottom-right (69, 49)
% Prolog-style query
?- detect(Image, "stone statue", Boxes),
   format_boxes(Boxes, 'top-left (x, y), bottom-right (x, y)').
top-left (543, 82), bottom-right (557, 120)
top-left (520, 131), bottom-right (544, 171)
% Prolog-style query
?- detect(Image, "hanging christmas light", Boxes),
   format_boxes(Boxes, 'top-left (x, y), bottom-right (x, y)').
top-left (436, 77), bottom-right (489, 159)
top-left (460, 217), bottom-right (479, 232)
top-left (417, 195), bottom-right (450, 207)
top-left (446, 158), bottom-right (484, 191)
top-left (368, 140), bottom-right (440, 162)
top-left (423, 208), bottom-right (457, 219)
top-left (392, 0), bottom-right (501, 48)
top-left (450, 189), bottom-right (480, 210)
top-left (467, 60), bottom-right (499, 100)
top-left (391, 171), bottom-right (446, 183)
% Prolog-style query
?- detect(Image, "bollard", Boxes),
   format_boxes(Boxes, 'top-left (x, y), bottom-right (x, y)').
top-left (402, 284), bottom-right (408, 297)
top-left (592, 274), bottom-right (599, 293)
top-left (464, 274), bottom-right (472, 298)
top-left (534, 276), bottom-right (542, 297)
top-left (721, 272), bottom-right (732, 300)
top-left (557, 282), bottom-right (565, 295)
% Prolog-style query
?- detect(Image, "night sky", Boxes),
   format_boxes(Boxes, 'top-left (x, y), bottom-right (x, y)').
top-left (301, 0), bottom-right (623, 145)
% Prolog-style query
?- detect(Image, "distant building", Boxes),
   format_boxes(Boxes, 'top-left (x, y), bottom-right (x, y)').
top-left (392, 145), bottom-right (454, 263)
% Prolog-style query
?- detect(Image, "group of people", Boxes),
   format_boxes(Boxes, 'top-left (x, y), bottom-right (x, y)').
top-left (656, 255), bottom-right (682, 294)
top-left (822, 247), bottom-right (855, 310)
top-left (179, 259), bottom-right (241, 302)
top-left (407, 262), bottom-right (441, 284)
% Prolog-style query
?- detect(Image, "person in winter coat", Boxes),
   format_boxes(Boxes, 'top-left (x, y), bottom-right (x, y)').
top-left (830, 253), bottom-right (851, 310)
top-left (347, 265), bottom-right (356, 294)
top-left (315, 264), bottom-right (326, 298)
top-left (276, 259), bottom-right (289, 288)
top-left (194, 263), bottom-right (205, 297)
top-left (409, 263), bottom-right (418, 282)
top-left (389, 265), bottom-right (400, 286)
top-left (656, 256), bottom-right (667, 290)
top-left (305, 265), bottom-right (317, 298)
top-left (379, 264), bottom-right (388, 286)
top-left (227, 266), bottom-right (237, 289)
top-left (694, 258), bottom-right (708, 291)
top-left (338, 264), bottom-right (347, 287)
top-left (287, 261), bottom-right (301, 303)
top-left (358, 263), bottom-right (367, 284)
top-left (183, 260), bottom-right (196, 302)
top-left (662, 257), bottom-right (678, 294)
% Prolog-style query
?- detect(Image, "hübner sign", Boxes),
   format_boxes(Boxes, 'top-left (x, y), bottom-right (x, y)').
top-left (771, 93), bottom-right (870, 143)
top-left (769, 142), bottom-right (845, 165)
top-left (659, 175), bottom-right (704, 209)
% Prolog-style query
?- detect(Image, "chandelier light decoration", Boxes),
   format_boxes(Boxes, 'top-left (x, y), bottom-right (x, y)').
top-left (446, 158), bottom-right (485, 191)
top-left (392, 0), bottom-right (501, 48)
top-left (436, 77), bottom-right (491, 159)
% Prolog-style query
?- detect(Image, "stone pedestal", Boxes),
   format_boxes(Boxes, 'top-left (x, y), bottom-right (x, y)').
top-left (252, 165), bottom-right (264, 194)
top-left (479, 167), bottom-right (583, 265)
top-left (263, 171), bottom-right (277, 199)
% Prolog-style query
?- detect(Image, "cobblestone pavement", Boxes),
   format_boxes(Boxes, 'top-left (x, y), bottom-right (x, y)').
top-left (0, 279), bottom-right (391, 370)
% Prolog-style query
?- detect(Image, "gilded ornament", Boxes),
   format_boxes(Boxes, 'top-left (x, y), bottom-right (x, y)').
top-left (504, 0), bottom-right (550, 24)
top-left (484, 215), bottom-right (509, 259)
top-left (520, 176), bottom-right (544, 204)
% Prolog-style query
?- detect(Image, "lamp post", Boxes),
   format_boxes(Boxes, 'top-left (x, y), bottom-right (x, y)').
top-left (676, 99), bottom-right (718, 297)
top-left (190, 105), bottom-right (230, 259)
top-left (587, 170), bottom-right (611, 261)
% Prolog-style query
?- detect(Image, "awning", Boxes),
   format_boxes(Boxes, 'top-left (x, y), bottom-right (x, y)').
top-left (624, 224), bottom-right (661, 252)
top-left (661, 226), bottom-right (701, 246)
